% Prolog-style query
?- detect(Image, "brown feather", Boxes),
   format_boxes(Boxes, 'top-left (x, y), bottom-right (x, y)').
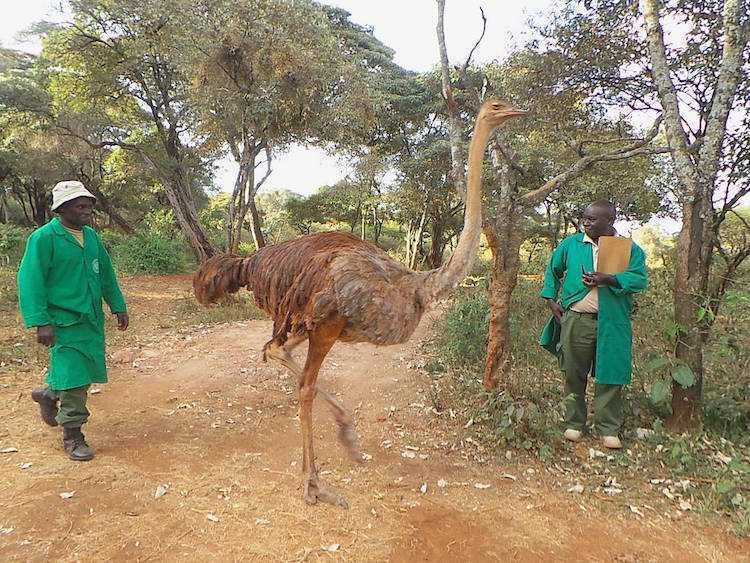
top-left (192, 232), bottom-right (429, 347)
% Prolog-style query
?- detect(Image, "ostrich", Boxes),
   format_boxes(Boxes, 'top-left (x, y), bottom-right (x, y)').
top-left (193, 99), bottom-right (527, 507)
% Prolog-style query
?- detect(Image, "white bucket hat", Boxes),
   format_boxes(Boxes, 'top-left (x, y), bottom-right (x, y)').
top-left (51, 180), bottom-right (97, 211)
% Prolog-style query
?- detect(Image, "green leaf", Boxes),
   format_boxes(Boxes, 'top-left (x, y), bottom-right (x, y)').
top-left (650, 379), bottom-right (671, 406)
top-left (671, 364), bottom-right (696, 388)
top-left (697, 307), bottom-right (707, 322)
top-left (643, 356), bottom-right (671, 373)
top-left (716, 480), bottom-right (734, 495)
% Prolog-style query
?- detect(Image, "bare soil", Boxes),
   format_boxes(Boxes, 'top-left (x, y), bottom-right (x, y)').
top-left (0, 275), bottom-right (747, 562)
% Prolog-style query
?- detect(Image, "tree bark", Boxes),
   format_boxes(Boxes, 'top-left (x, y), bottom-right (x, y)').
top-left (436, 0), bottom-right (467, 201)
top-left (162, 168), bottom-right (216, 263)
top-left (247, 196), bottom-right (266, 250)
top-left (428, 219), bottom-right (446, 268)
top-left (85, 184), bottom-right (135, 235)
top-left (483, 220), bottom-right (523, 390)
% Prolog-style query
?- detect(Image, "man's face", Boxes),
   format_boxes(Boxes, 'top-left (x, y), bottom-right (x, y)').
top-left (581, 205), bottom-right (614, 240)
top-left (59, 197), bottom-right (95, 228)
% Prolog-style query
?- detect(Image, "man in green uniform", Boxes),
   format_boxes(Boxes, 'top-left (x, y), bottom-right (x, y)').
top-left (18, 180), bottom-right (129, 461)
top-left (539, 201), bottom-right (647, 449)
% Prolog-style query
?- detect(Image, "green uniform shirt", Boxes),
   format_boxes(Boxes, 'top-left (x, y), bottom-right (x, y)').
top-left (538, 232), bottom-right (648, 385)
top-left (17, 218), bottom-right (126, 390)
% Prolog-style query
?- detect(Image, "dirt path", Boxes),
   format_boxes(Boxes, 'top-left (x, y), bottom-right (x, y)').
top-left (0, 276), bottom-right (747, 562)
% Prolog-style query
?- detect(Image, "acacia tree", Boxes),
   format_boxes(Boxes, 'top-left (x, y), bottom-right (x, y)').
top-left (436, 1), bottom-right (666, 390)
top-left (552, 0), bottom-right (750, 428)
top-left (40, 0), bottom-right (218, 260)
top-left (183, 0), bottom-right (344, 251)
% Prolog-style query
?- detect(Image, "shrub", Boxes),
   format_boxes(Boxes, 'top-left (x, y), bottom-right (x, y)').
top-left (110, 232), bottom-right (191, 274)
top-left (434, 290), bottom-right (489, 368)
top-left (0, 223), bottom-right (30, 266)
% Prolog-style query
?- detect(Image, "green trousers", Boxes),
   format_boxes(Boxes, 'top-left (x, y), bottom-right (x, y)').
top-left (559, 311), bottom-right (623, 436)
top-left (48, 385), bottom-right (90, 428)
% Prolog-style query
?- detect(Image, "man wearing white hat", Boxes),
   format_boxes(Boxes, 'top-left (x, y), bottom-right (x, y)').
top-left (17, 180), bottom-right (129, 461)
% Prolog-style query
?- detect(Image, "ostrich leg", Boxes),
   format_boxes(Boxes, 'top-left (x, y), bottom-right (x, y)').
top-left (299, 317), bottom-right (349, 507)
top-left (266, 333), bottom-right (362, 461)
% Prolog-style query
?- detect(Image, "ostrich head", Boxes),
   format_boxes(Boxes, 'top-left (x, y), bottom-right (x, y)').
top-left (478, 99), bottom-right (528, 127)
top-left (193, 254), bottom-right (245, 305)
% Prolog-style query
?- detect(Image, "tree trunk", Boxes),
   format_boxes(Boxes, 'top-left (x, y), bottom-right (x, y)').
top-left (483, 216), bottom-right (523, 390)
top-left (428, 220), bottom-right (445, 268)
top-left (163, 170), bottom-right (216, 262)
top-left (247, 196), bottom-right (266, 250)
top-left (669, 195), bottom-right (712, 429)
top-left (86, 184), bottom-right (135, 234)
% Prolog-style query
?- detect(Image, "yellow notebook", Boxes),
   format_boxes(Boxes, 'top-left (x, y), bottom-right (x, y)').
top-left (597, 236), bottom-right (632, 274)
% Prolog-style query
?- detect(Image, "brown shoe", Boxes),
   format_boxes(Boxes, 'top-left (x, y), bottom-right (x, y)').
top-left (31, 388), bottom-right (59, 427)
top-left (62, 427), bottom-right (94, 461)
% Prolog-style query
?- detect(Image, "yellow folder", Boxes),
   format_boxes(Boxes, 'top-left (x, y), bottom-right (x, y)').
top-left (597, 236), bottom-right (632, 274)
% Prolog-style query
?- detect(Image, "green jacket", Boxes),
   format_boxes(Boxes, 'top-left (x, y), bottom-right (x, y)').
top-left (538, 232), bottom-right (648, 385)
top-left (17, 218), bottom-right (126, 390)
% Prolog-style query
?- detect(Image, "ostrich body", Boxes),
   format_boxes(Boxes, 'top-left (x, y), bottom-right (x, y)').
top-left (193, 100), bottom-right (526, 507)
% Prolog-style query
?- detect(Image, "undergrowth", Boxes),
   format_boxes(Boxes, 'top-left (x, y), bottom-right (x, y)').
top-left (426, 270), bottom-right (750, 535)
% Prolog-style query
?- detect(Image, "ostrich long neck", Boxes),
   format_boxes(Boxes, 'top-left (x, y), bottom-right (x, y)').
top-left (420, 117), bottom-right (494, 303)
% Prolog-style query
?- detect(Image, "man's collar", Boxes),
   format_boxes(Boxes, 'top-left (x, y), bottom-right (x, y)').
top-left (582, 233), bottom-right (596, 245)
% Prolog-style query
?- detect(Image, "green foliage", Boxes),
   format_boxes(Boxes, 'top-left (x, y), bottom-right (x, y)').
top-left (434, 290), bottom-right (489, 368)
top-left (0, 223), bottom-right (29, 264)
top-left (105, 230), bottom-right (191, 274)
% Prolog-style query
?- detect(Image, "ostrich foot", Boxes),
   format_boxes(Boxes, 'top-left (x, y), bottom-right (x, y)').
top-left (303, 473), bottom-right (349, 509)
top-left (338, 423), bottom-right (364, 463)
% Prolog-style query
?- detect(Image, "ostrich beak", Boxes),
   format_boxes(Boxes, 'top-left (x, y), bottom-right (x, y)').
top-left (504, 107), bottom-right (528, 117)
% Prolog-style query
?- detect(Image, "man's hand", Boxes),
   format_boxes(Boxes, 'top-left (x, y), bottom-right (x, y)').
top-left (36, 325), bottom-right (55, 347)
top-left (546, 298), bottom-right (564, 322)
top-left (116, 312), bottom-right (129, 331)
top-left (582, 271), bottom-right (619, 288)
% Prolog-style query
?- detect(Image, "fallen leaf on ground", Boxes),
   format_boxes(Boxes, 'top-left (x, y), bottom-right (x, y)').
top-left (20, 462), bottom-right (32, 470)
top-left (568, 484), bottom-right (584, 494)
top-left (474, 483), bottom-right (491, 490)
top-left (629, 505), bottom-right (645, 517)
top-left (662, 488), bottom-right (676, 500)
top-left (206, 513), bottom-right (220, 523)
top-left (321, 544), bottom-right (340, 553)
top-left (501, 473), bottom-right (517, 481)
top-left (0, 447), bottom-right (18, 454)
top-left (60, 491), bottom-right (76, 499)
top-left (635, 427), bottom-right (653, 440)
top-left (154, 484), bottom-right (169, 499)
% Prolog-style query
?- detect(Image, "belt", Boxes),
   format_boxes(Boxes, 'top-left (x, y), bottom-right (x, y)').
top-left (569, 310), bottom-right (598, 320)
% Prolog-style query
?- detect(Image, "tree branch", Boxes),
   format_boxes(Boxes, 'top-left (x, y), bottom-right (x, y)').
top-left (460, 7), bottom-right (487, 77)
top-left (436, 0), bottom-right (467, 200)
top-left (521, 116), bottom-right (665, 207)
top-left (640, 0), bottom-right (699, 182)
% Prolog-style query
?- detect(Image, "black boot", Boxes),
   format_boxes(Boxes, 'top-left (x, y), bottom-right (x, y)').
top-left (62, 427), bottom-right (94, 461)
top-left (31, 388), bottom-right (59, 427)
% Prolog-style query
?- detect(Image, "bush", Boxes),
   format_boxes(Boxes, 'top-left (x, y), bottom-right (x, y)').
top-left (109, 232), bottom-right (191, 274)
top-left (0, 223), bottom-right (30, 266)
top-left (434, 290), bottom-right (489, 368)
